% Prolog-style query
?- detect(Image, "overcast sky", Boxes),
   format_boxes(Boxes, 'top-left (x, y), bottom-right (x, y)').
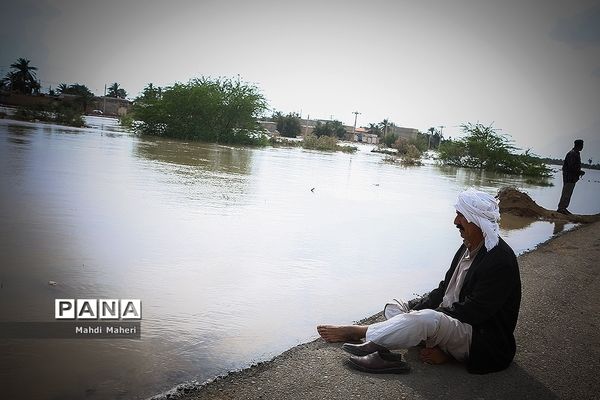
top-left (1, 0), bottom-right (599, 158)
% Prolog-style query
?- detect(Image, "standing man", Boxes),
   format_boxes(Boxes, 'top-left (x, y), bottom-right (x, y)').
top-left (557, 139), bottom-right (585, 215)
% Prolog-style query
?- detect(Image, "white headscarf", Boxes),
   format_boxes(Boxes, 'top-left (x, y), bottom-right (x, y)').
top-left (454, 188), bottom-right (500, 251)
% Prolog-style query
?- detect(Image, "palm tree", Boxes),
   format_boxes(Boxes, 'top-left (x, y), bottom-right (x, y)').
top-left (367, 123), bottom-right (382, 137)
top-left (57, 83), bottom-right (69, 94)
top-left (6, 58), bottom-right (40, 94)
top-left (379, 119), bottom-right (391, 136)
top-left (107, 82), bottom-right (127, 99)
top-left (56, 83), bottom-right (95, 112)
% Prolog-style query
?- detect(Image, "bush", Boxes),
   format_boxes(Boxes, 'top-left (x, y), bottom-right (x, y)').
top-left (313, 120), bottom-right (346, 139)
top-left (119, 114), bottom-right (134, 128)
top-left (273, 112), bottom-right (302, 137)
top-left (393, 137), bottom-right (422, 164)
top-left (13, 103), bottom-right (85, 127)
top-left (302, 134), bottom-right (356, 153)
top-left (382, 132), bottom-right (399, 147)
top-left (437, 123), bottom-right (551, 178)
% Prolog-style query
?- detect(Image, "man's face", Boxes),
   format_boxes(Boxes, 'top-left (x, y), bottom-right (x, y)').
top-left (454, 211), bottom-right (482, 246)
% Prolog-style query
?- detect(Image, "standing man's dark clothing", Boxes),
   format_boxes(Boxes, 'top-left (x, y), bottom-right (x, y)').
top-left (557, 139), bottom-right (585, 214)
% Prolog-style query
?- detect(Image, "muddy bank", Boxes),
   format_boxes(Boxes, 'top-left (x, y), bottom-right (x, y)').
top-left (497, 187), bottom-right (600, 223)
top-left (159, 220), bottom-right (600, 400)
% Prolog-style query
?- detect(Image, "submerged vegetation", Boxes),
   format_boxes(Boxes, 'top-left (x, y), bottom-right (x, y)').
top-left (131, 77), bottom-right (269, 145)
top-left (438, 123), bottom-right (552, 178)
top-left (302, 134), bottom-right (356, 153)
top-left (392, 137), bottom-right (423, 165)
top-left (13, 103), bottom-right (85, 127)
top-left (271, 134), bottom-right (357, 153)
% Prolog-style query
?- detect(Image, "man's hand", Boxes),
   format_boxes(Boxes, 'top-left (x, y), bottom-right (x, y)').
top-left (393, 299), bottom-right (411, 313)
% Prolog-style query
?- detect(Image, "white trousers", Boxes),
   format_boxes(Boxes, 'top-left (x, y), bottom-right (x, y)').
top-left (365, 303), bottom-right (473, 361)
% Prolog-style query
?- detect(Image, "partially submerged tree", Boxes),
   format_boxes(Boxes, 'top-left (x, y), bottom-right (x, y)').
top-left (393, 137), bottom-right (422, 164)
top-left (273, 111), bottom-right (302, 137)
top-left (57, 83), bottom-right (95, 112)
top-left (437, 123), bottom-right (551, 177)
top-left (313, 120), bottom-right (346, 139)
top-left (132, 76), bottom-right (268, 145)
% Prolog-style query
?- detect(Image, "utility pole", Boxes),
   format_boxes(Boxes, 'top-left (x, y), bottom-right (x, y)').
top-left (305, 114), bottom-right (310, 136)
top-left (103, 84), bottom-right (107, 114)
top-left (352, 111), bottom-right (361, 134)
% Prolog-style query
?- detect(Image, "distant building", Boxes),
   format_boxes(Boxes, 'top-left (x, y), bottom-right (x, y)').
top-left (0, 92), bottom-right (56, 108)
top-left (389, 126), bottom-right (419, 140)
top-left (353, 127), bottom-right (379, 144)
top-left (89, 97), bottom-right (131, 116)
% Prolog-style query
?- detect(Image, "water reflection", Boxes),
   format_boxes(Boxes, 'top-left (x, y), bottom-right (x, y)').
top-left (500, 214), bottom-right (537, 231)
top-left (134, 137), bottom-right (253, 174)
top-left (6, 124), bottom-right (35, 146)
top-left (552, 220), bottom-right (568, 235)
top-left (133, 138), bottom-right (254, 212)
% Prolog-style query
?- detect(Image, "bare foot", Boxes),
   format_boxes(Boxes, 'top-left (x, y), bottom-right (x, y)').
top-left (419, 346), bottom-right (450, 364)
top-left (316, 325), bottom-right (368, 343)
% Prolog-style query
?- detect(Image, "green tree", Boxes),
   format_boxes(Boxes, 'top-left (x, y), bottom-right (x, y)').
top-left (379, 119), bottom-right (390, 135)
top-left (57, 83), bottom-right (69, 94)
top-left (132, 76), bottom-right (268, 144)
top-left (426, 127), bottom-right (442, 149)
top-left (411, 132), bottom-right (429, 152)
top-left (366, 123), bottom-right (382, 137)
top-left (4, 58), bottom-right (40, 94)
top-left (138, 83), bottom-right (162, 102)
top-left (393, 137), bottom-right (422, 164)
top-left (383, 132), bottom-right (399, 147)
top-left (274, 112), bottom-right (302, 137)
top-left (438, 123), bottom-right (551, 177)
top-left (107, 82), bottom-right (127, 99)
top-left (313, 120), bottom-right (346, 138)
top-left (58, 83), bottom-right (95, 112)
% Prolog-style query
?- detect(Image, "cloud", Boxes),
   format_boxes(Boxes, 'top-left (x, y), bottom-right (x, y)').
top-left (550, 4), bottom-right (600, 46)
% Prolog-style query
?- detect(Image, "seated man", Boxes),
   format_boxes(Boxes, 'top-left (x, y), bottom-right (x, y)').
top-left (317, 189), bottom-right (521, 374)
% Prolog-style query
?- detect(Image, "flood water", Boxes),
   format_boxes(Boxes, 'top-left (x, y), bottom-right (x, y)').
top-left (1, 118), bottom-right (598, 399)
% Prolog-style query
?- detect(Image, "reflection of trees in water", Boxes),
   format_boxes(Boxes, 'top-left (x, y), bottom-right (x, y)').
top-left (434, 165), bottom-right (541, 190)
top-left (132, 137), bottom-right (255, 209)
top-left (133, 137), bottom-right (253, 174)
top-left (5, 124), bottom-right (36, 145)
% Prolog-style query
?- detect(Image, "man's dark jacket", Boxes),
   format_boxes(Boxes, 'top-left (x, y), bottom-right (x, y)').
top-left (562, 149), bottom-right (582, 183)
top-left (410, 237), bottom-right (521, 374)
